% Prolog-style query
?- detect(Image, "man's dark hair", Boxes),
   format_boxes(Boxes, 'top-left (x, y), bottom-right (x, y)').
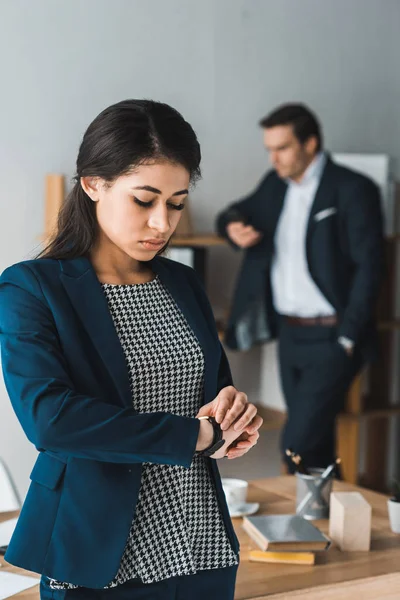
top-left (259, 103), bottom-right (323, 152)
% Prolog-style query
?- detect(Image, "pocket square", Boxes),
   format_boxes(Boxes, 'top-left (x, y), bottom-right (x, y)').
top-left (314, 207), bottom-right (337, 222)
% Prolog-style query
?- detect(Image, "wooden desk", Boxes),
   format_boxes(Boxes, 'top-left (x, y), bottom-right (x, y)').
top-left (234, 476), bottom-right (400, 599)
top-left (1, 476), bottom-right (399, 599)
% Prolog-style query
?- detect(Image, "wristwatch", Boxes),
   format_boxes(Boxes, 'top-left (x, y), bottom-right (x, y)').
top-left (195, 416), bottom-right (225, 457)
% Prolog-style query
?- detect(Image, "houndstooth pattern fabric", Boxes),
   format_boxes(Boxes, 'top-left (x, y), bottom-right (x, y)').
top-left (49, 276), bottom-right (238, 590)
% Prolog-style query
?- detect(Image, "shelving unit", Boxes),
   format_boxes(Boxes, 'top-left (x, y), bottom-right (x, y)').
top-left (43, 174), bottom-right (399, 491)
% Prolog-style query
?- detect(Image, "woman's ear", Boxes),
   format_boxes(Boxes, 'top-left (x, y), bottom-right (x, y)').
top-left (80, 177), bottom-right (101, 202)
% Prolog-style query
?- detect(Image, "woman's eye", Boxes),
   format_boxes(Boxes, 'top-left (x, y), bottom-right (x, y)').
top-left (168, 203), bottom-right (185, 211)
top-left (133, 197), bottom-right (185, 211)
top-left (133, 197), bottom-right (153, 208)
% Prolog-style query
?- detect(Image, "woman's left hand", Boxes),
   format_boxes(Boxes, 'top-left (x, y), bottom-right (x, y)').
top-left (224, 416), bottom-right (262, 459)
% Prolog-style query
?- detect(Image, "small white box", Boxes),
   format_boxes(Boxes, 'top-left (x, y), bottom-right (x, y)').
top-left (329, 492), bottom-right (371, 551)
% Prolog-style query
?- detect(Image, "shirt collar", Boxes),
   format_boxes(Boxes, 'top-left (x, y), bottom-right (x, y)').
top-left (288, 151), bottom-right (326, 187)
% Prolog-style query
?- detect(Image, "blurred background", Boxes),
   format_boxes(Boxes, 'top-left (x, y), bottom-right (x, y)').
top-left (0, 0), bottom-right (399, 500)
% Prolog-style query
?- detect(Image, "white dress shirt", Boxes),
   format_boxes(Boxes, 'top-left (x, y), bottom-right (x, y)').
top-left (271, 152), bottom-right (336, 317)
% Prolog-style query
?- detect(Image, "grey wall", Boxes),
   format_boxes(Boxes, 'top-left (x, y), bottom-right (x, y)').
top-left (0, 0), bottom-right (399, 498)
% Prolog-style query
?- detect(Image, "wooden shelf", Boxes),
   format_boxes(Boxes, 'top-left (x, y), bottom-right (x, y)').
top-left (170, 234), bottom-right (227, 247)
top-left (338, 406), bottom-right (400, 423)
top-left (378, 320), bottom-right (400, 330)
top-left (254, 405), bottom-right (400, 436)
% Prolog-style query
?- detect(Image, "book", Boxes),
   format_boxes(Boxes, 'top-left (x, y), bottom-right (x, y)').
top-left (242, 514), bottom-right (331, 552)
top-left (249, 550), bottom-right (315, 565)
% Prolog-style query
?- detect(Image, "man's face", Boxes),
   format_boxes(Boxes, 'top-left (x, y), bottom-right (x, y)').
top-left (263, 125), bottom-right (318, 182)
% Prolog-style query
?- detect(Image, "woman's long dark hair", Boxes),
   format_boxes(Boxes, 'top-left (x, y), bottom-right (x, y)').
top-left (38, 100), bottom-right (201, 260)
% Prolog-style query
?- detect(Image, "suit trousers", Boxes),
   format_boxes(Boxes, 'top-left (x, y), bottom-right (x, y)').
top-left (40, 564), bottom-right (239, 600)
top-left (278, 319), bottom-right (364, 473)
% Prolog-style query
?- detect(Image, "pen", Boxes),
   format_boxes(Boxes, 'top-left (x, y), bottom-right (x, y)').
top-left (285, 448), bottom-right (310, 475)
top-left (319, 458), bottom-right (341, 481)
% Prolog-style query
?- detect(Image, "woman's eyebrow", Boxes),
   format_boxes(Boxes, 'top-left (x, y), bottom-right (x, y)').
top-left (132, 185), bottom-right (188, 196)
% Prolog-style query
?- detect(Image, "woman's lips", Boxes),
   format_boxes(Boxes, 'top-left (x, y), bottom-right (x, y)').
top-left (140, 239), bottom-right (166, 250)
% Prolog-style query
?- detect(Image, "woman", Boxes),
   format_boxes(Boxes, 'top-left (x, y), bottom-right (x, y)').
top-left (0, 100), bottom-right (262, 599)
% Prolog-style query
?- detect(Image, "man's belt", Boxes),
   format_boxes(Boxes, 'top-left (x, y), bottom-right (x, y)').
top-left (283, 315), bottom-right (338, 327)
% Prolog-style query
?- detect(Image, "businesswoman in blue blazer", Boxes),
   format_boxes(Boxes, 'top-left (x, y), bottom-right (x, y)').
top-left (0, 100), bottom-right (263, 599)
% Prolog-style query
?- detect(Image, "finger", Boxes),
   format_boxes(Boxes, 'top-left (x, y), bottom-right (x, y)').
top-left (229, 440), bottom-right (257, 455)
top-left (196, 403), bottom-right (212, 418)
top-left (226, 449), bottom-right (248, 459)
top-left (243, 227), bottom-right (261, 238)
top-left (244, 414), bottom-right (263, 434)
top-left (232, 432), bottom-right (258, 449)
top-left (233, 441), bottom-right (253, 449)
top-left (214, 397), bottom-right (231, 425)
top-left (232, 222), bottom-right (248, 234)
top-left (220, 395), bottom-right (247, 430)
top-left (236, 237), bottom-right (254, 249)
top-left (240, 230), bottom-right (258, 242)
top-left (220, 392), bottom-right (248, 430)
top-left (233, 403), bottom-right (257, 431)
top-left (214, 386), bottom-right (236, 425)
top-left (230, 226), bottom-right (244, 237)
top-left (242, 227), bottom-right (258, 237)
top-left (239, 233), bottom-right (262, 248)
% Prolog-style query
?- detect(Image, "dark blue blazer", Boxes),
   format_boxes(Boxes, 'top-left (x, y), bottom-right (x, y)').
top-left (0, 255), bottom-right (239, 588)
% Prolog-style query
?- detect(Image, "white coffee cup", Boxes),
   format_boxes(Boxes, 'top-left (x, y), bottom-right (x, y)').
top-left (221, 478), bottom-right (248, 511)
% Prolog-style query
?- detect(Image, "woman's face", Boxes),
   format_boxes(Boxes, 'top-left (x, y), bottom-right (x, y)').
top-left (82, 161), bottom-right (190, 262)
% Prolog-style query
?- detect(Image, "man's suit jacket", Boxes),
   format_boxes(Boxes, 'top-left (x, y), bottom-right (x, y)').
top-left (0, 256), bottom-right (239, 588)
top-left (216, 157), bottom-right (384, 357)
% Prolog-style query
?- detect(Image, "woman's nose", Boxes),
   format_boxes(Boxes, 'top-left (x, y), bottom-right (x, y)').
top-left (147, 205), bottom-right (170, 234)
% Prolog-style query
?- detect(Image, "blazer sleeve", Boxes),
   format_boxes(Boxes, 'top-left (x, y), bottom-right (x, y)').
top-left (338, 178), bottom-right (384, 344)
top-left (0, 264), bottom-right (200, 468)
top-left (215, 172), bottom-right (271, 249)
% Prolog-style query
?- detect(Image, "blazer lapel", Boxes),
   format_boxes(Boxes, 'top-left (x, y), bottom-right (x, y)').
top-left (306, 157), bottom-right (337, 241)
top-left (59, 257), bottom-right (132, 408)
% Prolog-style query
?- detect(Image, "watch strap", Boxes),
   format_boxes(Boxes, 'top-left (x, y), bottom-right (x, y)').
top-left (196, 416), bottom-right (224, 457)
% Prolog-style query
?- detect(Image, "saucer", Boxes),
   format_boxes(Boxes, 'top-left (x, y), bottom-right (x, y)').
top-left (228, 502), bottom-right (260, 518)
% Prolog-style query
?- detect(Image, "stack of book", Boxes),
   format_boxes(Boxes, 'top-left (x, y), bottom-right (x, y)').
top-left (242, 514), bottom-right (331, 565)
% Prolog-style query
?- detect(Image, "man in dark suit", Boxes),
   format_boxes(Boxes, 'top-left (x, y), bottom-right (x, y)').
top-left (216, 104), bottom-right (384, 473)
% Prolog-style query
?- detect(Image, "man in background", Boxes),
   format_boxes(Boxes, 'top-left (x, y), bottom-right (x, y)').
top-left (216, 104), bottom-right (384, 473)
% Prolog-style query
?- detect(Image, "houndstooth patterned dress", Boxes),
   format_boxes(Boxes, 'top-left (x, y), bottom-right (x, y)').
top-left (49, 276), bottom-right (238, 590)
